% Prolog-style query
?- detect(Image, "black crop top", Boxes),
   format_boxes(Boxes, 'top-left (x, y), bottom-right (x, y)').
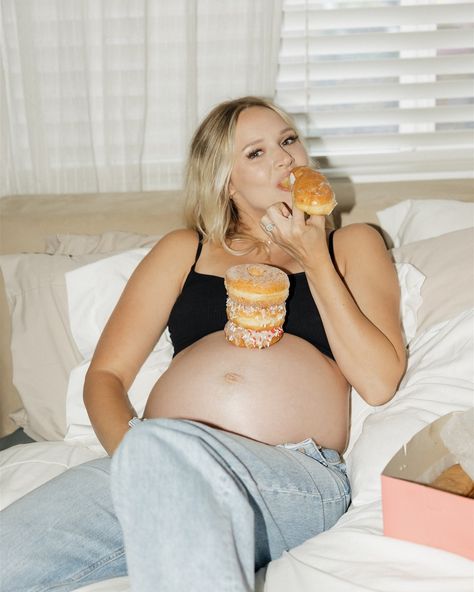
top-left (167, 232), bottom-right (336, 359)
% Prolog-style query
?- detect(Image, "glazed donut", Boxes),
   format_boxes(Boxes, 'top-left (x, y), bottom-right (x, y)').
top-left (224, 263), bottom-right (290, 349)
top-left (290, 166), bottom-right (337, 216)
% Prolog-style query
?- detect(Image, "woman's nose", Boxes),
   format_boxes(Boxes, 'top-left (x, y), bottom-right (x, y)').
top-left (275, 146), bottom-right (294, 167)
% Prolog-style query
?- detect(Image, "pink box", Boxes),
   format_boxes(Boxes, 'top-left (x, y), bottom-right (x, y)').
top-left (381, 412), bottom-right (474, 560)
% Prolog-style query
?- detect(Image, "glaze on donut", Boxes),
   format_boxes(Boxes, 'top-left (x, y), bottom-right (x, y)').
top-left (224, 264), bottom-right (289, 306)
top-left (224, 264), bottom-right (289, 349)
top-left (290, 166), bottom-right (337, 216)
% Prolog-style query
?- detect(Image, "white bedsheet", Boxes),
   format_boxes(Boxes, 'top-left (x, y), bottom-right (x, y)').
top-left (265, 309), bottom-right (474, 592)
top-left (265, 501), bottom-right (474, 592)
top-left (1, 310), bottom-right (473, 591)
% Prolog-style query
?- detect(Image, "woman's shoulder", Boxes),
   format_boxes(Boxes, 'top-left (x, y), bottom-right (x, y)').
top-left (140, 228), bottom-right (200, 273)
top-left (334, 222), bottom-right (382, 241)
top-left (157, 227), bottom-right (199, 245)
top-left (333, 223), bottom-right (386, 251)
top-left (150, 228), bottom-right (199, 255)
top-left (332, 223), bottom-right (389, 274)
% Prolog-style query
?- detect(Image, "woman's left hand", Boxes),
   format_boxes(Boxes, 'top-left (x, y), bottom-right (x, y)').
top-left (260, 202), bottom-right (329, 269)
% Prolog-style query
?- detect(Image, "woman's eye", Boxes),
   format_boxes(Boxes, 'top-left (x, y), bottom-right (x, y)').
top-left (247, 149), bottom-right (263, 160)
top-left (282, 134), bottom-right (298, 146)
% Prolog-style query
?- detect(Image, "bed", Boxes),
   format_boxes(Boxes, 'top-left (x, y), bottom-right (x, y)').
top-left (0, 180), bottom-right (473, 591)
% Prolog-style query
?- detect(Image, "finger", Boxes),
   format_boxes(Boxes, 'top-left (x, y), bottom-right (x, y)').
top-left (266, 201), bottom-right (291, 220)
top-left (291, 204), bottom-right (306, 228)
top-left (260, 216), bottom-right (276, 235)
top-left (280, 201), bottom-right (293, 218)
top-left (306, 214), bottom-right (326, 229)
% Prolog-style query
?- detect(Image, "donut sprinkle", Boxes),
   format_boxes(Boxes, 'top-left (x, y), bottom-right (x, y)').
top-left (224, 321), bottom-right (284, 349)
top-left (226, 298), bottom-right (286, 328)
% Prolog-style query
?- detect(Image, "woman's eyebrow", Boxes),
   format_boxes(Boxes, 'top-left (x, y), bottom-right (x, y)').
top-left (241, 138), bottom-right (263, 152)
top-left (241, 127), bottom-right (295, 152)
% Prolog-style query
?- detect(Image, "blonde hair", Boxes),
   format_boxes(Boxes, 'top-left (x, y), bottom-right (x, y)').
top-left (184, 96), bottom-right (332, 253)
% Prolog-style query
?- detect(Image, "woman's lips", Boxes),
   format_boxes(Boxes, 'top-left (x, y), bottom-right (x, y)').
top-left (277, 174), bottom-right (293, 192)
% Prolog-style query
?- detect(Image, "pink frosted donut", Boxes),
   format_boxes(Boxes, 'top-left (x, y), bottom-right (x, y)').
top-left (224, 321), bottom-right (284, 349)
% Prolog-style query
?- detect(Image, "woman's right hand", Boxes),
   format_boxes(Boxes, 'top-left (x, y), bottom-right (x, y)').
top-left (260, 202), bottom-right (332, 272)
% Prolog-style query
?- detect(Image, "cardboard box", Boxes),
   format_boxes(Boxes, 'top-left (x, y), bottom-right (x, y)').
top-left (381, 411), bottom-right (474, 560)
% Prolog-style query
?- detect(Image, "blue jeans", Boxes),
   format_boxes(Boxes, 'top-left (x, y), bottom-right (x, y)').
top-left (0, 419), bottom-right (350, 592)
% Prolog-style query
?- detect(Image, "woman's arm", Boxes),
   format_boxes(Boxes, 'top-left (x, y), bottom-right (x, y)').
top-left (304, 222), bottom-right (406, 405)
top-left (263, 206), bottom-right (406, 406)
top-left (83, 229), bottom-right (198, 455)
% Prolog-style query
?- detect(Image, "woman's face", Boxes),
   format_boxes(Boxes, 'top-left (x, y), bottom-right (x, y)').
top-left (229, 106), bottom-right (308, 218)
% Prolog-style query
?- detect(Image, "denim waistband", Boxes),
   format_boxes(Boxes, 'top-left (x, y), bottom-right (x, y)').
top-left (277, 437), bottom-right (345, 468)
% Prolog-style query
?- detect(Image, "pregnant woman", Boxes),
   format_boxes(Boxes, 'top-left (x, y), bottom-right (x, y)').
top-left (0, 96), bottom-right (406, 592)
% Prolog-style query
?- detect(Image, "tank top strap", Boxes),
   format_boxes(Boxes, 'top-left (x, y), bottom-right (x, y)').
top-left (190, 231), bottom-right (204, 271)
top-left (328, 229), bottom-right (337, 264)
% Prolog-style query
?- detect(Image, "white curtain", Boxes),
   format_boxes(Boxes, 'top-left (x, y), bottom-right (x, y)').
top-left (0, 0), bottom-right (282, 196)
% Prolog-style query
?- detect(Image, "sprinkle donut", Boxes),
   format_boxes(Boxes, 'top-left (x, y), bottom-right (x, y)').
top-left (224, 264), bottom-right (290, 349)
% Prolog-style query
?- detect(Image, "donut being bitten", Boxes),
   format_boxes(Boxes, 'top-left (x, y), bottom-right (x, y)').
top-left (289, 166), bottom-right (337, 216)
top-left (224, 264), bottom-right (289, 349)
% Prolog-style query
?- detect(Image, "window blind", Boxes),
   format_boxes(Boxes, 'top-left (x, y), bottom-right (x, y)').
top-left (275, 0), bottom-right (474, 182)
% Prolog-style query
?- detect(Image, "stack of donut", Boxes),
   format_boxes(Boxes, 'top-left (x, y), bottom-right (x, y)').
top-left (224, 263), bottom-right (290, 349)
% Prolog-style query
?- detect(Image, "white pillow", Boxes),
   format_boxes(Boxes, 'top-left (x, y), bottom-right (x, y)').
top-left (347, 228), bottom-right (474, 502)
top-left (376, 199), bottom-right (474, 247)
top-left (46, 231), bottom-right (160, 256)
top-left (392, 228), bottom-right (474, 335)
top-left (344, 261), bottom-right (424, 457)
top-left (395, 262), bottom-right (424, 345)
top-left (0, 231), bottom-right (163, 442)
top-left (64, 249), bottom-right (174, 448)
top-left (347, 309), bottom-right (474, 507)
top-left (0, 252), bottom-right (103, 440)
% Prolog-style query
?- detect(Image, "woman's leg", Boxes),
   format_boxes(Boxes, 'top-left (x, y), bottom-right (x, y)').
top-left (0, 457), bottom-right (126, 592)
top-left (111, 418), bottom-right (350, 592)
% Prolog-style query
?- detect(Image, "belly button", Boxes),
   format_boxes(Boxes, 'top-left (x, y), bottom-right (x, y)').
top-left (224, 372), bottom-right (243, 384)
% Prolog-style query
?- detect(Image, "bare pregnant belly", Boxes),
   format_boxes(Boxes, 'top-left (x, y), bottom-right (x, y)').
top-left (143, 332), bottom-right (350, 452)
